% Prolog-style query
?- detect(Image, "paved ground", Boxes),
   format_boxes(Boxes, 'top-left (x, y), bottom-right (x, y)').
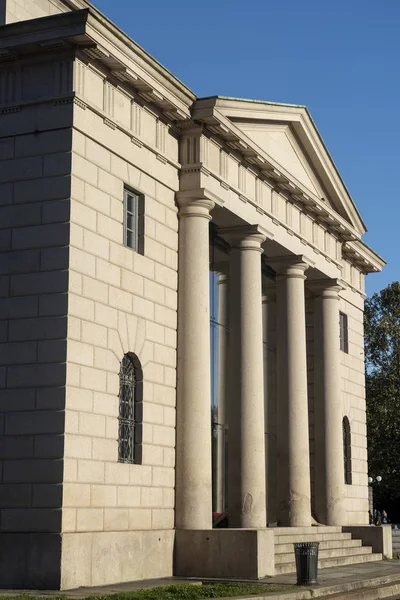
top-left (1, 560), bottom-right (400, 598)
top-left (266, 558), bottom-right (400, 585)
top-left (58, 560), bottom-right (400, 597)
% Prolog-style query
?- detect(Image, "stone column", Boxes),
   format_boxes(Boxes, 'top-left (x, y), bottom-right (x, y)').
top-left (175, 197), bottom-right (214, 530)
top-left (263, 286), bottom-right (277, 525)
top-left (313, 280), bottom-right (346, 525)
top-left (216, 273), bottom-right (229, 513)
top-left (272, 256), bottom-right (312, 527)
top-left (221, 225), bottom-right (267, 528)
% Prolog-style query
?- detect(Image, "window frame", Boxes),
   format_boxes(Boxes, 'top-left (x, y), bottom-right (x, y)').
top-left (123, 187), bottom-right (145, 254)
top-left (118, 352), bottom-right (143, 465)
top-left (339, 311), bottom-right (349, 353)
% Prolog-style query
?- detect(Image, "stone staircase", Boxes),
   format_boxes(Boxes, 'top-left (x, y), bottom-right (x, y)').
top-left (273, 526), bottom-right (383, 574)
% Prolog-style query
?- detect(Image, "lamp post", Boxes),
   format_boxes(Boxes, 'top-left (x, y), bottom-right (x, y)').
top-left (368, 475), bottom-right (382, 518)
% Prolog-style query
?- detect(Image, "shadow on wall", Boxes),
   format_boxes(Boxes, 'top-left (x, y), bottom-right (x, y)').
top-left (0, 0), bottom-right (6, 25)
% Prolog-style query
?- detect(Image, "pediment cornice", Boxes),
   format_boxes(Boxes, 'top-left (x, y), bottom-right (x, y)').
top-left (192, 96), bottom-right (367, 239)
top-left (187, 106), bottom-right (361, 245)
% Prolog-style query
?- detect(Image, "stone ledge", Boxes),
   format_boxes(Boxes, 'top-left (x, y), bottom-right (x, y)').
top-left (175, 529), bottom-right (275, 579)
top-left (342, 525), bottom-right (392, 559)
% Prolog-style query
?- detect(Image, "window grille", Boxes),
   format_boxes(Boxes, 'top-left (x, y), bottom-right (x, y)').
top-left (343, 416), bottom-right (352, 485)
top-left (118, 353), bottom-right (143, 464)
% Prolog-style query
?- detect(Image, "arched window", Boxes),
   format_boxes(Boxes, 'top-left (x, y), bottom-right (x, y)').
top-left (343, 416), bottom-right (352, 485)
top-left (118, 353), bottom-right (143, 464)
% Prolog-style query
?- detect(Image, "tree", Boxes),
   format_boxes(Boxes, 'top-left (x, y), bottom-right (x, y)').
top-left (365, 282), bottom-right (400, 514)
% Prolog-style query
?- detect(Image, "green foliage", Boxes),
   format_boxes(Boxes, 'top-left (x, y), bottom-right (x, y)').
top-left (1, 583), bottom-right (296, 600)
top-left (365, 282), bottom-right (400, 507)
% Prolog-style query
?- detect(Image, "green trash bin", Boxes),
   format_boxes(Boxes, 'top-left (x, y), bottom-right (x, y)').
top-left (294, 542), bottom-right (319, 585)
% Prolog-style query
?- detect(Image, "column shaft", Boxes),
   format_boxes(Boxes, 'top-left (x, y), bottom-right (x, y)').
top-left (216, 274), bottom-right (228, 513)
top-left (175, 198), bottom-right (214, 530)
top-left (263, 289), bottom-right (277, 525)
top-left (274, 259), bottom-right (311, 527)
top-left (223, 226), bottom-right (267, 528)
top-left (314, 283), bottom-right (345, 525)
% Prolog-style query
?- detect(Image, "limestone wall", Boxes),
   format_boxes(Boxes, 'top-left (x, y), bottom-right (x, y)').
top-left (340, 287), bottom-right (368, 524)
top-left (60, 56), bottom-right (179, 588)
top-left (0, 0), bottom-right (67, 25)
top-left (0, 58), bottom-right (74, 586)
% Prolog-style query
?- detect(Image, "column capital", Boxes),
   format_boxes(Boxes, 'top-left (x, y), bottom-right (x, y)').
top-left (268, 255), bottom-right (314, 279)
top-left (219, 224), bottom-right (272, 252)
top-left (308, 278), bottom-right (343, 299)
top-left (177, 196), bottom-right (215, 220)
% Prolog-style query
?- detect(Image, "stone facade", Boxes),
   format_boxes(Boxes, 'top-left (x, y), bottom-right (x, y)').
top-left (0, 0), bottom-right (66, 24)
top-left (0, 0), bottom-right (385, 590)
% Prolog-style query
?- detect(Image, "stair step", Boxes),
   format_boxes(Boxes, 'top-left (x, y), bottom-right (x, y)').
top-left (275, 539), bottom-right (362, 554)
top-left (275, 545), bottom-right (373, 564)
top-left (274, 552), bottom-right (383, 574)
top-left (274, 532), bottom-right (352, 543)
top-left (319, 552), bottom-right (383, 568)
top-left (272, 526), bottom-right (342, 535)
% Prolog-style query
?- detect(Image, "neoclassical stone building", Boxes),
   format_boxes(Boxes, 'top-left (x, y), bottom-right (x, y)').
top-left (0, 0), bottom-right (386, 590)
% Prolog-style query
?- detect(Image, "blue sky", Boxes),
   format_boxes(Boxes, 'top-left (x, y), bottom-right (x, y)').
top-left (92, 0), bottom-right (398, 297)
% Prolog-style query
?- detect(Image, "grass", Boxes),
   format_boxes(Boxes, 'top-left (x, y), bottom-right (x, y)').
top-left (0, 582), bottom-right (297, 600)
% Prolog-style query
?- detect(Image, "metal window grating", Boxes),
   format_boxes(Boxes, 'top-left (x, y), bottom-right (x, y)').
top-left (118, 354), bottom-right (137, 464)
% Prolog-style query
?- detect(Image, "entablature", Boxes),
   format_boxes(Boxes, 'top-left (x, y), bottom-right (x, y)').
top-left (0, 8), bottom-right (193, 122)
top-left (177, 118), bottom-right (361, 252)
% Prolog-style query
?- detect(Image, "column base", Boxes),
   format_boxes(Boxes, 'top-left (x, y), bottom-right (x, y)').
top-left (175, 529), bottom-right (275, 579)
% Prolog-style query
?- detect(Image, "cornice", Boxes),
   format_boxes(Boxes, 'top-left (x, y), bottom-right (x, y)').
top-left (342, 240), bottom-right (385, 274)
top-left (0, 9), bottom-right (192, 123)
top-left (57, 0), bottom-right (195, 108)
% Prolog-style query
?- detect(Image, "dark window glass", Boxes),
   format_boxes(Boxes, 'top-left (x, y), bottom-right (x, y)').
top-left (339, 312), bottom-right (349, 353)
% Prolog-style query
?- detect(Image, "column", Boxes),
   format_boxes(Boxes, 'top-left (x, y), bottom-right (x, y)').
top-left (273, 256), bottom-right (312, 527)
top-left (313, 280), bottom-right (346, 525)
top-left (175, 197), bottom-right (214, 530)
top-left (263, 286), bottom-right (277, 525)
top-left (216, 273), bottom-right (228, 513)
top-left (221, 225), bottom-right (267, 528)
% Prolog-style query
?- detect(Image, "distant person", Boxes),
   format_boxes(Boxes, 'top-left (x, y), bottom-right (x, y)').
top-left (374, 509), bottom-right (381, 526)
top-left (369, 510), bottom-right (373, 525)
top-left (382, 510), bottom-right (389, 524)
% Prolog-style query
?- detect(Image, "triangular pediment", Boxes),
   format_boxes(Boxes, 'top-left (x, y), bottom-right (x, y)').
top-left (197, 97), bottom-right (367, 235)
top-left (235, 121), bottom-right (333, 207)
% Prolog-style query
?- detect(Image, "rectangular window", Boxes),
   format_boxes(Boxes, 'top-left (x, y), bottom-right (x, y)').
top-left (339, 312), bottom-right (349, 353)
top-left (124, 188), bottom-right (144, 254)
